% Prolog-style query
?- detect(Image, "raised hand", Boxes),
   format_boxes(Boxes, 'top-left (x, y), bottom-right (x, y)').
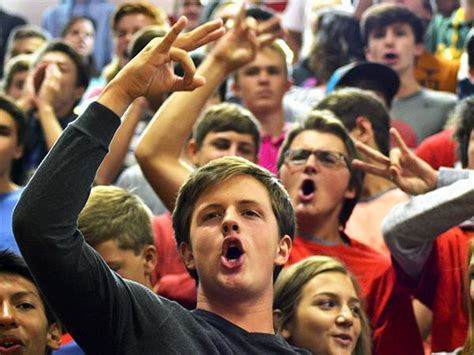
top-left (352, 128), bottom-right (439, 195)
top-left (174, 18), bottom-right (225, 51)
top-left (99, 17), bottom-right (223, 116)
top-left (210, 3), bottom-right (286, 72)
top-left (36, 63), bottom-right (61, 109)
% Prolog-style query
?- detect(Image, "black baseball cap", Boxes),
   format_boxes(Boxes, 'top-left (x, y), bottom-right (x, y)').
top-left (326, 61), bottom-right (400, 105)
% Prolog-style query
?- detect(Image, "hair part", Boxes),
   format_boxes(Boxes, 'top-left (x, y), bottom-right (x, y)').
top-left (309, 9), bottom-right (365, 82)
top-left (61, 16), bottom-right (96, 38)
top-left (0, 94), bottom-right (26, 145)
top-left (234, 40), bottom-right (293, 84)
top-left (360, 3), bottom-right (425, 46)
top-left (78, 186), bottom-right (153, 254)
top-left (3, 54), bottom-right (31, 98)
top-left (33, 40), bottom-right (90, 89)
top-left (173, 156), bottom-right (295, 282)
top-left (0, 250), bottom-right (57, 325)
top-left (112, 1), bottom-right (168, 31)
top-left (315, 87), bottom-right (391, 156)
top-left (192, 102), bottom-right (261, 155)
top-left (273, 255), bottom-right (372, 355)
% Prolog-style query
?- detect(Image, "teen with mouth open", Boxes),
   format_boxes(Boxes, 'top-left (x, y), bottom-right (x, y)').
top-left (277, 110), bottom-right (424, 355)
top-left (12, 16), bottom-right (310, 355)
top-left (274, 255), bottom-right (372, 355)
top-left (362, 3), bottom-right (457, 147)
top-left (0, 251), bottom-right (61, 354)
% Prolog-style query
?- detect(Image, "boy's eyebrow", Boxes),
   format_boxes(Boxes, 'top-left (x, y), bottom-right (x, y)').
top-left (196, 199), bottom-right (263, 213)
top-left (0, 124), bottom-right (13, 133)
top-left (12, 290), bottom-right (41, 300)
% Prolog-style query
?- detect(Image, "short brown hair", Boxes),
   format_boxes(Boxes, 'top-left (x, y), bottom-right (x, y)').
top-left (78, 186), bottom-right (153, 254)
top-left (173, 156), bottom-right (295, 281)
top-left (360, 3), bottom-right (424, 46)
top-left (315, 87), bottom-right (391, 156)
top-left (112, 1), bottom-right (168, 31)
top-left (193, 102), bottom-right (261, 156)
top-left (233, 40), bottom-right (292, 83)
top-left (274, 255), bottom-right (372, 355)
top-left (278, 110), bottom-right (364, 227)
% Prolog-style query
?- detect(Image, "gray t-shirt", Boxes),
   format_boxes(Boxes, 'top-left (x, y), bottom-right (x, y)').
top-left (390, 88), bottom-right (457, 145)
top-left (116, 163), bottom-right (168, 215)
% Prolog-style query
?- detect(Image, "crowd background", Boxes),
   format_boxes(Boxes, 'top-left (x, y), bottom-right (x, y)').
top-left (1, 1), bottom-right (474, 355)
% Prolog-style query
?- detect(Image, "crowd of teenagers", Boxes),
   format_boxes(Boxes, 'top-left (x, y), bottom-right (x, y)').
top-left (1, 0), bottom-right (474, 354)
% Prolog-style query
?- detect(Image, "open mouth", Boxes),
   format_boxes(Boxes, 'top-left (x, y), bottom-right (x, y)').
top-left (383, 52), bottom-right (399, 64)
top-left (226, 244), bottom-right (243, 261)
top-left (298, 179), bottom-right (316, 202)
top-left (221, 238), bottom-right (245, 269)
top-left (0, 337), bottom-right (23, 352)
top-left (302, 179), bottom-right (315, 196)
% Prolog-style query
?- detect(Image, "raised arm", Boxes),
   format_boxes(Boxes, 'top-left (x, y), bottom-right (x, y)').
top-left (353, 128), bottom-right (474, 279)
top-left (382, 170), bottom-right (474, 279)
top-left (12, 18), bottom-right (222, 353)
top-left (136, 6), bottom-right (284, 211)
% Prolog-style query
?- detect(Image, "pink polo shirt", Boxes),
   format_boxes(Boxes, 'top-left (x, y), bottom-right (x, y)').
top-left (258, 124), bottom-right (292, 174)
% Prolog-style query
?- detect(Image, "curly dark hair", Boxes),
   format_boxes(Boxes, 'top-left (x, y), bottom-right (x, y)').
top-left (309, 9), bottom-right (365, 82)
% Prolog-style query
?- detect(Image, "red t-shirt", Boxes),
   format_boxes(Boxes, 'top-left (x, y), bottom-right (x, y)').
top-left (288, 235), bottom-right (424, 355)
top-left (415, 128), bottom-right (457, 170)
top-left (396, 227), bottom-right (474, 352)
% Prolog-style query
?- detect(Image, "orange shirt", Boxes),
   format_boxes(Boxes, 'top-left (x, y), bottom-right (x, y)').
top-left (414, 51), bottom-right (459, 93)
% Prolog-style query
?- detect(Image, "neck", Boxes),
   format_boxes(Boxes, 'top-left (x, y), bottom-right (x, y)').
top-left (0, 175), bottom-right (18, 194)
top-left (253, 107), bottom-right (285, 138)
top-left (297, 213), bottom-right (343, 245)
top-left (361, 174), bottom-right (395, 198)
top-left (196, 284), bottom-right (275, 333)
top-left (396, 70), bottom-right (420, 99)
top-left (52, 102), bottom-right (75, 119)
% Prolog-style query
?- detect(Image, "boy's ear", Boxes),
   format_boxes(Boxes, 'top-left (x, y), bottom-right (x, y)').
top-left (414, 42), bottom-right (424, 57)
top-left (187, 139), bottom-right (199, 166)
top-left (142, 245), bottom-right (158, 276)
top-left (14, 145), bottom-right (23, 160)
top-left (273, 309), bottom-right (292, 340)
top-left (179, 242), bottom-right (195, 270)
top-left (274, 235), bottom-right (292, 266)
top-left (352, 116), bottom-right (373, 144)
top-left (231, 80), bottom-right (242, 97)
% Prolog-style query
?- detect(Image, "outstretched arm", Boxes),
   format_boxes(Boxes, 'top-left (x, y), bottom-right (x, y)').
top-left (354, 128), bottom-right (474, 279)
top-left (13, 18), bottom-right (222, 353)
top-left (136, 6), bottom-right (284, 211)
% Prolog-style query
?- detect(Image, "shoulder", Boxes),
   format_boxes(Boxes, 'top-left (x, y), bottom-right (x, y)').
top-left (420, 88), bottom-right (457, 104)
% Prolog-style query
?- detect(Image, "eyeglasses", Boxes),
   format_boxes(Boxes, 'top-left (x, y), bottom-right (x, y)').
top-left (284, 148), bottom-right (348, 168)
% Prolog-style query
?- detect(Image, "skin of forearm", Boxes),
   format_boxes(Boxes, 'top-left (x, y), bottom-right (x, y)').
top-left (95, 100), bottom-right (146, 185)
top-left (134, 54), bottom-right (231, 211)
top-left (37, 104), bottom-right (63, 150)
top-left (135, 54), bottom-right (231, 163)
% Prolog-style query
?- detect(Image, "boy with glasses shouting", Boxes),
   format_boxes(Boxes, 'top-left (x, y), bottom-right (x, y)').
top-left (277, 110), bottom-right (424, 355)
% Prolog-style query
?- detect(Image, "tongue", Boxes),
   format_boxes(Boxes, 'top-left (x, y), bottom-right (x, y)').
top-left (221, 254), bottom-right (244, 270)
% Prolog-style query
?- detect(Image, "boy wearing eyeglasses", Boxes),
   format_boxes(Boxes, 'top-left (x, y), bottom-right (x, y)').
top-left (277, 110), bottom-right (424, 355)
